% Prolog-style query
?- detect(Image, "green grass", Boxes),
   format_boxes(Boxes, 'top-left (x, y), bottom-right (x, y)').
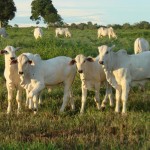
top-left (0, 27), bottom-right (149, 150)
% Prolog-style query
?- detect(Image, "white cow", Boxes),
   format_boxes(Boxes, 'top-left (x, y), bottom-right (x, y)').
top-left (69, 54), bottom-right (114, 114)
top-left (0, 46), bottom-right (23, 114)
top-left (12, 53), bottom-right (76, 114)
top-left (98, 27), bottom-right (117, 39)
top-left (98, 45), bottom-right (150, 114)
top-left (55, 28), bottom-right (71, 37)
top-left (134, 38), bottom-right (149, 54)
top-left (0, 28), bottom-right (8, 38)
top-left (34, 27), bottom-right (43, 39)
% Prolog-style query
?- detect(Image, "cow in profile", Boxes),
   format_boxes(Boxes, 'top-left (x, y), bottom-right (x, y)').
top-left (55, 28), bottom-right (71, 37)
top-left (98, 27), bottom-right (117, 39)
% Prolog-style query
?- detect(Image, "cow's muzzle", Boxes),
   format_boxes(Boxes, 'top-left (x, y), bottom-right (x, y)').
top-left (10, 57), bottom-right (15, 60)
top-left (99, 61), bottom-right (104, 65)
top-left (78, 70), bottom-right (83, 74)
top-left (19, 71), bottom-right (24, 75)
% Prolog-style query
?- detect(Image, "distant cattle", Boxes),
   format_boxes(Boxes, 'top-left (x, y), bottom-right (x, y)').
top-left (98, 27), bottom-right (117, 39)
top-left (0, 28), bottom-right (8, 38)
top-left (55, 28), bottom-right (71, 37)
top-left (34, 27), bottom-right (43, 39)
top-left (134, 38), bottom-right (149, 54)
top-left (98, 45), bottom-right (150, 114)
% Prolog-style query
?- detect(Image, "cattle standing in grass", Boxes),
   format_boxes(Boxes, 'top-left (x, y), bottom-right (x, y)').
top-left (0, 46), bottom-right (23, 114)
top-left (69, 54), bottom-right (114, 114)
top-left (12, 53), bottom-right (76, 114)
top-left (98, 27), bottom-right (117, 39)
top-left (34, 27), bottom-right (43, 39)
top-left (0, 28), bottom-right (8, 38)
top-left (55, 28), bottom-right (71, 37)
top-left (134, 38), bottom-right (149, 54)
top-left (98, 45), bottom-right (150, 114)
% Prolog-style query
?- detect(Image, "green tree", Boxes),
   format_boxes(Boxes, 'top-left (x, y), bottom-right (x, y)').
top-left (0, 0), bottom-right (16, 28)
top-left (30, 0), bottom-right (62, 25)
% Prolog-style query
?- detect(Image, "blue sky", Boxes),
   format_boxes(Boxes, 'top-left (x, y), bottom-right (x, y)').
top-left (10, 0), bottom-right (150, 27)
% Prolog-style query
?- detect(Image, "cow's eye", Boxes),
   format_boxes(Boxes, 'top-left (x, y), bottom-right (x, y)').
top-left (83, 60), bottom-right (86, 63)
top-left (106, 51), bottom-right (109, 54)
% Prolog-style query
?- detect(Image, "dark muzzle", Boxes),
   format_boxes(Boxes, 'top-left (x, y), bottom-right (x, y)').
top-left (78, 70), bottom-right (83, 74)
top-left (10, 57), bottom-right (15, 60)
top-left (99, 61), bottom-right (104, 65)
top-left (19, 71), bottom-right (24, 75)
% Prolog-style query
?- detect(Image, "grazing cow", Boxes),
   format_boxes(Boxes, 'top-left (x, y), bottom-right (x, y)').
top-left (34, 27), bottom-right (43, 39)
top-left (0, 46), bottom-right (23, 114)
top-left (69, 54), bottom-right (114, 114)
top-left (0, 28), bottom-right (8, 38)
top-left (55, 28), bottom-right (71, 37)
top-left (11, 53), bottom-right (76, 114)
top-left (98, 27), bottom-right (117, 39)
top-left (134, 38), bottom-right (149, 54)
top-left (98, 45), bottom-right (150, 114)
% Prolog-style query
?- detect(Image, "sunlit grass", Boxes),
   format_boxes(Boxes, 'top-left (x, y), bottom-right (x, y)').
top-left (0, 27), bottom-right (149, 149)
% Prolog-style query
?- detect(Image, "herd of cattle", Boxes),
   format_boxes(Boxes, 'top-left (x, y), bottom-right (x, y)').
top-left (0, 26), bottom-right (150, 115)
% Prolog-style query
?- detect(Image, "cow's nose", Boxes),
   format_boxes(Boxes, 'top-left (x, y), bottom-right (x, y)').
top-left (78, 70), bottom-right (83, 73)
top-left (99, 61), bottom-right (104, 65)
top-left (10, 57), bottom-right (15, 60)
top-left (19, 71), bottom-right (24, 75)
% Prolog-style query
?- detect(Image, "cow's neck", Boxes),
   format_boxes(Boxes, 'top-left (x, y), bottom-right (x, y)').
top-left (103, 51), bottom-right (119, 89)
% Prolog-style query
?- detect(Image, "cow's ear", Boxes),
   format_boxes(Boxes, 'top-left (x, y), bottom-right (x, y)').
top-left (10, 59), bottom-right (18, 65)
top-left (69, 59), bottom-right (76, 65)
top-left (0, 50), bottom-right (7, 55)
top-left (28, 60), bottom-right (32, 64)
top-left (15, 47), bottom-right (22, 51)
top-left (86, 57), bottom-right (94, 62)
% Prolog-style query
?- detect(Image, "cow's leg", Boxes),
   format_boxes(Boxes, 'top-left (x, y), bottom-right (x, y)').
top-left (60, 73), bottom-right (75, 112)
top-left (115, 87), bottom-right (121, 113)
top-left (101, 82), bottom-right (109, 108)
top-left (121, 82), bottom-right (130, 114)
top-left (16, 87), bottom-right (23, 114)
top-left (25, 89), bottom-right (29, 107)
top-left (107, 84), bottom-right (114, 107)
top-left (38, 93), bottom-right (42, 105)
top-left (60, 83), bottom-right (70, 112)
top-left (94, 84), bottom-right (100, 110)
top-left (80, 83), bottom-right (87, 114)
top-left (28, 82), bottom-right (45, 114)
top-left (6, 85), bottom-right (13, 114)
top-left (69, 90), bottom-right (75, 111)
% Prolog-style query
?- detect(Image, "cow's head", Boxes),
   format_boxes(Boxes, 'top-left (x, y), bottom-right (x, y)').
top-left (0, 46), bottom-right (22, 62)
top-left (98, 45), bottom-right (115, 65)
top-left (69, 54), bottom-right (94, 73)
top-left (11, 54), bottom-right (32, 75)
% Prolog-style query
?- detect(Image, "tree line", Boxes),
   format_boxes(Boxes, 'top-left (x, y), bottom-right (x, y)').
top-left (0, 0), bottom-right (150, 30)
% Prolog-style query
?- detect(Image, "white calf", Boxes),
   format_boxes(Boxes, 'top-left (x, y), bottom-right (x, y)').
top-left (12, 53), bottom-right (76, 113)
top-left (55, 28), bottom-right (71, 37)
top-left (34, 27), bottom-right (43, 39)
top-left (0, 46), bottom-right (23, 114)
top-left (99, 45), bottom-right (150, 114)
top-left (69, 54), bottom-right (114, 113)
top-left (98, 27), bottom-right (117, 39)
top-left (134, 38), bottom-right (149, 54)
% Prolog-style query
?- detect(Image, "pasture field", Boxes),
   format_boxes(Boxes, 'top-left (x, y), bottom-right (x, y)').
top-left (0, 27), bottom-right (149, 150)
